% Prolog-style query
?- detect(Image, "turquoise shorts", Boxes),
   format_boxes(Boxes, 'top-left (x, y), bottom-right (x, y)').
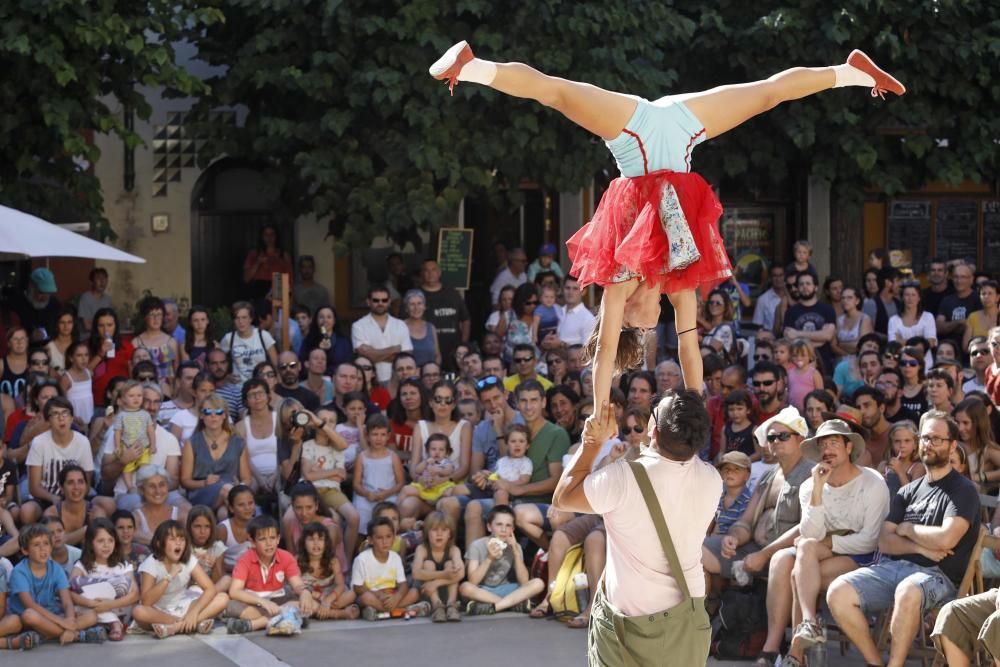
top-left (605, 96), bottom-right (707, 177)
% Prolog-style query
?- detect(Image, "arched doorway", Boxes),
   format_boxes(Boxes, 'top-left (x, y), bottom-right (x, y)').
top-left (190, 160), bottom-right (286, 308)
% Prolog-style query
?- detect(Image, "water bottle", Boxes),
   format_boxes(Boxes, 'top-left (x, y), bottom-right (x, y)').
top-left (573, 572), bottom-right (590, 612)
top-left (105, 334), bottom-right (115, 359)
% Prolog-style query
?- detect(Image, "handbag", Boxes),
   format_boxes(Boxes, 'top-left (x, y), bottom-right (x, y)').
top-left (587, 461), bottom-right (712, 667)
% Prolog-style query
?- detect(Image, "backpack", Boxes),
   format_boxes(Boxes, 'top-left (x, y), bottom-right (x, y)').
top-left (548, 543), bottom-right (586, 621)
top-left (711, 582), bottom-right (768, 659)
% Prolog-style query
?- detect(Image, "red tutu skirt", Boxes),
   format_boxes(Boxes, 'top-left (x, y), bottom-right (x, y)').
top-left (566, 170), bottom-right (733, 294)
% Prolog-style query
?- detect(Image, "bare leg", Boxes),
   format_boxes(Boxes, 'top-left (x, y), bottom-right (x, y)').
top-left (827, 579), bottom-right (884, 665)
top-left (583, 529), bottom-right (606, 610)
top-left (669, 289), bottom-right (701, 393)
top-left (761, 547), bottom-right (795, 653)
top-left (494, 579), bottom-right (545, 612)
top-left (680, 67), bottom-right (836, 140)
top-left (464, 500), bottom-right (487, 551)
top-left (489, 63), bottom-right (637, 140)
top-left (939, 636), bottom-right (972, 667)
top-left (887, 583), bottom-right (923, 667)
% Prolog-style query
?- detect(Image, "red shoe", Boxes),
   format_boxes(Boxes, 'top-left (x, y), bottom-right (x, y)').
top-left (429, 40), bottom-right (474, 96)
top-left (847, 49), bottom-right (905, 99)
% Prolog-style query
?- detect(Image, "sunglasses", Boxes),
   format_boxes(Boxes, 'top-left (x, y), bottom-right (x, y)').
top-left (476, 376), bottom-right (500, 391)
top-left (899, 359), bottom-right (921, 367)
top-left (884, 353), bottom-right (901, 361)
top-left (137, 374), bottom-right (156, 381)
top-left (525, 300), bottom-right (538, 306)
top-left (753, 354), bottom-right (770, 361)
top-left (971, 349), bottom-right (991, 357)
top-left (514, 356), bottom-right (535, 364)
top-left (201, 408), bottom-right (225, 416)
top-left (278, 361), bottom-right (299, 370)
top-left (766, 432), bottom-right (794, 443)
top-left (628, 425), bottom-right (645, 434)
top-left (356, 364), bottom-right (374, 371)
top-left (433, 396), bottom-right (455, 405)
top-left (752, 379), bottom-right (776, 388)
top-left (370, 298), bottom-right (389, 304)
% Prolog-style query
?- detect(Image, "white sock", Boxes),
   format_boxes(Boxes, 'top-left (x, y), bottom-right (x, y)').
top-left (833, 63), bottom-right (875, 88)
top-left (457, 58), bottom-right (497, 86)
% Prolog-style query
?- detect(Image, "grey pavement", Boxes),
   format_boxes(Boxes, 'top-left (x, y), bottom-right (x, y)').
top-left (6, 614), bottom-right (918, 666)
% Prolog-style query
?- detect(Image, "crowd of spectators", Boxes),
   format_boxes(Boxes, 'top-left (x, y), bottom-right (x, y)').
top-left (1, 239), bottom-right (999, 666)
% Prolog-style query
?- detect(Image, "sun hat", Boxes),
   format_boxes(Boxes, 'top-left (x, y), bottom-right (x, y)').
top-left (800, 419), bottom-right (866, 463)
top-left (753, 406), bottom-right (808, 449)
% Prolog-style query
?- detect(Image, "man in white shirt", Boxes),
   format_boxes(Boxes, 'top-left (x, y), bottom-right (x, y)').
top-left (351, 286), bottom-right (413, 384)
top-left (753, 264), bottom-right (786, 334)
top-left (555, 276), bottom-right (596, 347)
top-left (553, 391), bottom-right (721, 664)
top-left (489, 247), bottom-right (529, 305)
top-left (99, 382), bottom-right (185, 512)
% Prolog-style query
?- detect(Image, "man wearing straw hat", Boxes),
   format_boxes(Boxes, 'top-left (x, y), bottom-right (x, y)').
top-left (771, 419), bottom-right (891, 667)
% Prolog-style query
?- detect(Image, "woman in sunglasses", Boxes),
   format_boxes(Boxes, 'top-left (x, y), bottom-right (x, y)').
top-left (354, 354), bottom-right (391, 412)
top-left (501, 283), bottom-right (541, 366)
top-left (898, 345), bottom-right (930, 417)
top-left (180, 393), bottom-right (251, 511)
top-left (399, 381), bottom-right (471, 531)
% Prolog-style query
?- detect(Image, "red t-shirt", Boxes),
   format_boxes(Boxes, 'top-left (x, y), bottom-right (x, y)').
top-left (233, 547), bottom-right (300, 595)
top-left (390, 420), bottom-right (413, 455)
top-left (370, 386), bottom-right (391, 411)
top-left (91, 338), bottom-right (134, 407)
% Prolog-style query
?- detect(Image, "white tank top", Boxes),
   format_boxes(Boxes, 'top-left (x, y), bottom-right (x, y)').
top-left (65, 369), bottom-right (94, 424)
top-left (220, 518), bottom-right (252, 570)
top-left (416, 419), bottom-right (467, 465)
top-left (244, 412), bottom-right (278, 476)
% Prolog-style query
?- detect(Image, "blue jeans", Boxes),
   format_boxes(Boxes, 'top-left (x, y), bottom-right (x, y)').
top-left (836, 557), bottom-right (957, 617)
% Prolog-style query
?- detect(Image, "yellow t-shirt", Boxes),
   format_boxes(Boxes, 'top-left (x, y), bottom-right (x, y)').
top-left (503, 373), bottom-right (554, 393)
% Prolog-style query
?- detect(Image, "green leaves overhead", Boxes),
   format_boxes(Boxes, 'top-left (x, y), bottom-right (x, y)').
top-left (0, 1), bottom-right (221, 238)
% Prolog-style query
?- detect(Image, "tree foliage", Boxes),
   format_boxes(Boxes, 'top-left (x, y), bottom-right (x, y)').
top-left (0, 1), bottom-right (222, 238)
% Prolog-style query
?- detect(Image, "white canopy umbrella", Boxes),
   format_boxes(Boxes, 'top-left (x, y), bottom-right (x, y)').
top-left (0, 204), bottom-right (145, 263)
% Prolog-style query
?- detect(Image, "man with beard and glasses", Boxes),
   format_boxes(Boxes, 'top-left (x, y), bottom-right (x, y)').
top-left (205, 348), bottom-right (243, 417)
top-left (765, 419), bottom-right (889, 667)
top-left (853, 385), bottom-right (891, 464)
top-left (274, 350), bottom-right (319, 412)
top-left (752, 361), bottom-right (788, 423)
top-left (876, 367), bottom-right (918, 425)
top-left (773, 271), bottom-right (801, 337)
top-left (828, 410), bottom-right (980, 667)
top-left (783, 273), bottom-right (837, 374)
top-left (351, 286), bottom-right (412, 385)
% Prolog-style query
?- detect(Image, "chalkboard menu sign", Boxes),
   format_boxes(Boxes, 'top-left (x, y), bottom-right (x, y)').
top-left (887, 200), bottom-right (931, 272)
top-left (936, 200), bottom-right (979, 264)
top-left (984, 201), bottom-right (1000, 275)
top-left (437, 227), bottom-right (474, 290)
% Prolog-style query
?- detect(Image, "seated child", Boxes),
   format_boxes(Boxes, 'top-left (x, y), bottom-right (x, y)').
top-left (457, 398), bottom-right (482, 428)
top-left (9, 524), bottom-right (105, 645)
top-left (187, 506), bottom-right (229, 589)
top-left (281, 482), bottom-right (348, 572)
top-left (711, 452), bottom-right (753, 537)
top-left (718, 390), bottom-right (758, 461)
top-left (301, 409), bottom-right (361, 562)
top-left (400, 434), bottom-right (468, 505)
top-left (225, 515), bottom-right (317, 634)
top-left (333, 393), bottom-right (367, 471)
top-left (112, 509), bottom-right (150, 570)
top-left (357, 501), bottom-right (409, 562)
top-left (489, 424), bottom-right (534, 506)
top-left (133, 519), bottom-right (229, 638)
top-left (41, 516), bottom-right (81, 577)
top-left (113, 380), bottom-right (156, 493)
top-left (352, 516), bottom-right (429, 621)
top-left (68, 518), bottom-right (139, 642)
top-left (411, 511), bottom-right (463, 623)
top-left (459, 505), bottom-right (544, 615)
top-left (297, 521), bottom-right (358, 620)
top-left (353, 414), bottom-right (405, 535)
top-left (0, 544), bottom-right (36, 650)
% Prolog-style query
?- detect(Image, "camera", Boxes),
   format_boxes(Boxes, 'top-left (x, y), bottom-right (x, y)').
top-left (290, 411), bottom-right (311, 428)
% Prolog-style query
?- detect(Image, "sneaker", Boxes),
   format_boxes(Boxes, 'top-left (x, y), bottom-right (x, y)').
top-left (445, 603), bottom-right (462, 622)
top-left (466, 601), bottom-right (496, 616)
top-left (511, 600), bottom-right (532, 614)
top-left (792, 619), bottom-right (825, 648)
top-left (79, 626), bottom-right (108, 644)
top-left (428, 40), bottom-right (474, 95)
top-left (779, 655), bottom-right (804, 667)
top-left (847, 49), bottom-right (906, 98)
top-left (225, 618), bottom-right (253, 635)
top-left (406, 601), bottom-right (432, 618)
top-left (431, 604), bottom-right (447, 623)
top-left (361, 606), bottom-right (379, 622)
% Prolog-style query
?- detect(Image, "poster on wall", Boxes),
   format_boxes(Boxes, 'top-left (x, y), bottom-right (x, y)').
top-left (720, 207), bottom-right (781, 297)
top-left (887, 200), bottom-right (932, 273)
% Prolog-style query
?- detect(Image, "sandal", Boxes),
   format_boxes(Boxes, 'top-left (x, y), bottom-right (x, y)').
top-left (567, 612), bottom-right (590, 629)
top-left (431, 603), bottom-right (447, 623)
top-left (752, 652), bottom-right (779, 667)
top-left (529, 599), bottom-right (550, 619)
top-left (345, 604), bottom-right (361, 620)
top-left (197, 619), bottom-right (215, 634)
top-left (445, 603), bottom-right (461, 622)
top-left (152, 623), bottom-right (176, 639)
top-left (6, 632), bottom-right (40, 651)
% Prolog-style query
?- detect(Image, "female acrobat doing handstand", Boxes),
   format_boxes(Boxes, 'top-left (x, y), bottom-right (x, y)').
top-left (430, 41), bottom-right (904, 406)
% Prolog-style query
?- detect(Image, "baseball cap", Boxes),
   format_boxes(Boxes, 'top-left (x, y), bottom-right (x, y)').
top-left (538, 243), bottom-right (557, 257)
top-left (716, 451), bottom-right (751, 470)
top-left (30, 267), bottom-right (57, 294)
